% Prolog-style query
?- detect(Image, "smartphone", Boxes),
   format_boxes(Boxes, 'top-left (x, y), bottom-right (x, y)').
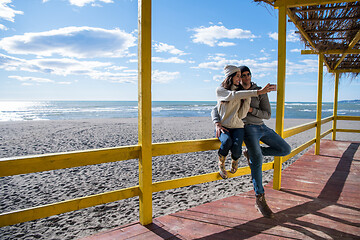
top-left (269, 84), bottom-right (277, 91)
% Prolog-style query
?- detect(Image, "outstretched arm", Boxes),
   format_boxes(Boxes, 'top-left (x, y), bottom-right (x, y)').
top-left (216, 84), bottom-right (274, 102)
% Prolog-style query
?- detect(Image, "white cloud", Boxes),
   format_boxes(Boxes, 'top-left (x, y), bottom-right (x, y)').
top-left (268, 30), bottom-right (300, 42)
top-left (58, 81), bottom-right (72, 85)
top-left (268, 32), bottom-right (278, 40)
top-left (0, 53), bottom-right (142, 84)
top-left (92, 71), bottom-right (137, 83)
top-left (9, 75), bottom-right (54, 83)
top-left (0, 24), bottom-right (8, 31)
top-left (217, 41), bottom-right (236, 47)
top-left (0, 0), bottom-right (23, 22)
top-left (0, 26), bottom-right (136, 58)
top-left (152, 56), bottom-right (186, 64)
top-left (290, 48), bottom-right (301, 53)
top-left (62, 0), bottom-right (114, 7)
top-left (194, 54), bottom-right (258, 71)
top-left (286, 81), bottom-right (317, 86)
top-left (107, 65), bottom-right (128, 71)
top-left (195, 53), bottom-right (318, 81)
top-left (152, 70), bottom-right (180, 83)
top-left (287, 30), bottom-right (300, 42)
top-left (32, 58), bottom-right (112, 76)
top-left (213, 74), bottom-right (223, 82)
top-left (191, 25), bottom-right (256, 47)
top-left (153, 42), bottom-right (187, 56)
top-left (0, 53), bottom-right (139, 83)
top-left (286, 59), bottom-right (318, 75)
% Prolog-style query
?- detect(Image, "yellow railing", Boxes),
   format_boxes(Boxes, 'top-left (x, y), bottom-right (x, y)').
top-left (1, 114), bottom-right (359, 227)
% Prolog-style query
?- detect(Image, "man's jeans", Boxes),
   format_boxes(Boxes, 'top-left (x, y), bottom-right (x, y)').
top-left (244, 124), bottom-right (291, 195)
top-left (218, 127), bottom-right (244, 160)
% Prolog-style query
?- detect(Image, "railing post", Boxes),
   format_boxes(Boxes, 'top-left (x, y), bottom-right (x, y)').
top-left (332, 72), bottom-right (339, 141)
top-left (315, 54), bottom-right (324, 155)
top-left (273, 2), bottom-right (286, 191)
top-left (138, 0), bottom-right (152, 225)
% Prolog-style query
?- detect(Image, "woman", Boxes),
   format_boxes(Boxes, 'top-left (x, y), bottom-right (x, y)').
top-left (215, 65), bottom-right (272, 179)
top-left (212, 65), bottom-right (290, 218)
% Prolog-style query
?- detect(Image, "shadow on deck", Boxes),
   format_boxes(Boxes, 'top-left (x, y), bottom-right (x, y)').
top-left (82, 139), bottom-right (360, 239)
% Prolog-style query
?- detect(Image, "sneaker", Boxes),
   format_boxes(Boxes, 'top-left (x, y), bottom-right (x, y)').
top-left (255, 193), bottom-right (274, 218)
top-left (230, 159), bottom-right (238, 174)
top-left (218, 154), bottom-right (228, 179)
top-left (244, 150), bottom-right (250, 167)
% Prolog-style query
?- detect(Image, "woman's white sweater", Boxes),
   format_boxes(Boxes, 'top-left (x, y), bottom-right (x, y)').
top-left (216, 85), bottom-right (258, 128)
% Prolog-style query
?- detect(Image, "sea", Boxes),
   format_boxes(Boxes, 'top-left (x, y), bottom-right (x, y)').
top-left (0, 100), bottom-right (359, 122)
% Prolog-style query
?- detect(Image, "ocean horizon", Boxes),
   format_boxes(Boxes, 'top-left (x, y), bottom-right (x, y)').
top-left (0, 100), bottom-right (359, 122)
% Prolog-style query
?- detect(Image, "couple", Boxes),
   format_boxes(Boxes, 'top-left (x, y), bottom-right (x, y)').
top-left (212, 65), bottom-right (291, 218)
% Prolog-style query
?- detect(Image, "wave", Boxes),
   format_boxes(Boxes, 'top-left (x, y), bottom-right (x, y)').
top-left (1, 101), bottom-right (359, 121)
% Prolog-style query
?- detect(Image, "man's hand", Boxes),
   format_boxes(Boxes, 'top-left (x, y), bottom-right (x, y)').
top-left (215, 122), bottom-right (228, 138)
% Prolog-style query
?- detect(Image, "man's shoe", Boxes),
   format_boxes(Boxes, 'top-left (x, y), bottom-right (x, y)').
top-left (255, 193), bottom-right (274, 218)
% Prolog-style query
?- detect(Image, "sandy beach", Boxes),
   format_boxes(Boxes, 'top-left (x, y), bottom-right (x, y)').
top-left (0, 117), bottom-right (359, 239)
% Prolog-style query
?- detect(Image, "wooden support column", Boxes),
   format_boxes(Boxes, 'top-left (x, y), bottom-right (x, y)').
top-left (273, 2), bottom-right (286, 191)
top-left (315, 54), bottom-right (324, 155)
top-left (138, 0), bottom-right (152, 225)
top-left (332, 72), bottom-right (339, 140)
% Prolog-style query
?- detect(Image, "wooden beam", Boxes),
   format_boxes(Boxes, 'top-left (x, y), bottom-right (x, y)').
top-left (138, 0), bottom-right (153, 225)
top-left (296, 29), bottom-right (359, 34)
top-left (273, 3), bottom-right (287, 191)
top-left (332, 73), bottom-right (339, 141)
top-left (275, 0), bottom-right (358, 8)
top-left (292, 5), bottom-right (360, 12)
top-left (329, 69), bottom-right (360, 73)
top-left (334, 29), bottom-right (360, 69)
top-left (289, 16), bottom-right (359, 22)
top-left (301, 49), bottom-right (360, 54)
top-left (315, 54), bottom-right (324, 155)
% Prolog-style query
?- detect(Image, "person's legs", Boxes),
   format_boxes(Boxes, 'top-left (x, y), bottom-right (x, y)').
top-left (217, 128), bottom-right (232, 179)
top-left (244, 125), bottom-right (264, 195)
top-left (259, 125), bottom-right (291, 157)
top-left (229, 128), bottom-right (244, 173)
top-left (218, 129), bottom-right (232, 158)
top-left (230, 128), bottom-right (244, 160)
top-left (244, 124), bottom-right (285, 218)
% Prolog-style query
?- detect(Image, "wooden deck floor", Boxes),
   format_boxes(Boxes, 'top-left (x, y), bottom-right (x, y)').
top-left (82, 140), bottom-right (360, 239)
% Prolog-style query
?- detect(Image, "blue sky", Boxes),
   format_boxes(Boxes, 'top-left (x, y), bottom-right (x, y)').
top-left (0, 0), bottom-right (359, 102)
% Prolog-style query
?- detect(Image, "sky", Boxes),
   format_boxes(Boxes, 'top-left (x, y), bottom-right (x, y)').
top-left (0, 0), bottom-right (359, 102)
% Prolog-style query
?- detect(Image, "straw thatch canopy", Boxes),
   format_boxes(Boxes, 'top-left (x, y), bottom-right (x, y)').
top-left (255, 1), bottom-right (360, 76)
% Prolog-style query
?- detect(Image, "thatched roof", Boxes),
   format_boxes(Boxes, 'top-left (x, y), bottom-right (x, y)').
top-left (255, 1), bottom-right (360, 76)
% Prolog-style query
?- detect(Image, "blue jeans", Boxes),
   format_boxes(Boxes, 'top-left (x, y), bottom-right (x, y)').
top-left (244, 124), bottom-right (291, 195)
top-left (217, 127), bottom-right (244, 160)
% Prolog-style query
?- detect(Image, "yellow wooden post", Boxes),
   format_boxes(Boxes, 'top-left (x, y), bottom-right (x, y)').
top-left (138, 0), bottom-right (152, 225)
top-left (332, 72), bottom-right (339, 141)
top-left (273, 2), bottom-right (286, 191)
top-left (315, 54), bottom-right (324, 155)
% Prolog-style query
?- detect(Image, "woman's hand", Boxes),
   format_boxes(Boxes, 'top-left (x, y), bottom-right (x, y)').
top-left (257, 83), bottom-right (275, 95)
top-left (215, 122), bottom-right (228, 138)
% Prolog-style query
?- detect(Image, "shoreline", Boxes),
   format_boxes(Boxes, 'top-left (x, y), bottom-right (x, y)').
top-left (0, 117), bottom-right (359, 239)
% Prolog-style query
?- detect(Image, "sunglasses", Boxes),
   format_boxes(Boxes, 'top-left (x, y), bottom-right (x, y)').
top-left (241, 73), bottom-right (251, 78)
